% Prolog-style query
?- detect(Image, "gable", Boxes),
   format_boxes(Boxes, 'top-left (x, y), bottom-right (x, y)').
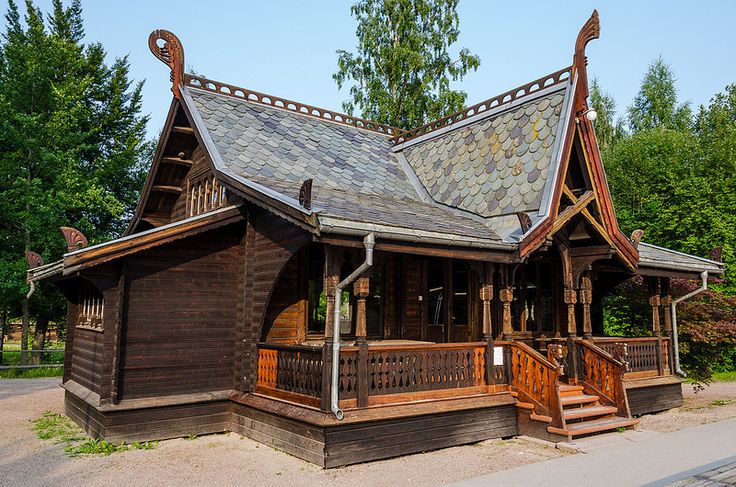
top-left (127, 102), bottom-right (230, 235)
top-left (402, 86), bottom-right (569, 218)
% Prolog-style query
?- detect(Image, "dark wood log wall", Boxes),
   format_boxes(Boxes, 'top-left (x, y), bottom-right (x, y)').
top-left (240, 210), bottom-right (312, 392)
top-left (117, 225), bottom-right (244, 399)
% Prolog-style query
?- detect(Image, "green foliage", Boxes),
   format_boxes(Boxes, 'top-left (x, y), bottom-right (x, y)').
top-left (589, 77), bottom-right (624, 150)
top-left (334, 0), bottom-right (480, 129)
top-left (597, 58), bottom-right (736, 382)
top-left (32, 411), bottom-right (158, 456)
top-left (0, 0), bottom-right (152, 325)
top-left (627, 57), bottom-right (692, 132)
top-left (32, 411), bottom-right (86, 443)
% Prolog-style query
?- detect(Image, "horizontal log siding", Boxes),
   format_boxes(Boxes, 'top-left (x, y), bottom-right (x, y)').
top-left (627, 382), bottom-right (683, 416)
top-left (70, 328), bottom-right (104, 395)
top-left (241, 212), bottom-right (311, 392)
top-left (118, 225), bottom-right (243, 399)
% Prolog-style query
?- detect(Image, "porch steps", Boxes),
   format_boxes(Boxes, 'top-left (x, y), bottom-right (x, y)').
top-left (546, 380), bottom-right (639, 440)
top-left (560, 394), bottom-right (599, 406)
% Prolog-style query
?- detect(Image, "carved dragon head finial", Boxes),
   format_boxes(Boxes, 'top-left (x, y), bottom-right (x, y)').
top-left (573, 10), bottom-right (600, 108)
top-left (148, 29), bottom-right (185, 99)
top-left (710, 245), bottom-right (723, 263)
top-left (25, 251), bottom-right (44, 269)
top-left (516, 212), bottom-right (532, 233)
top-left (630, 229), bottom-right (644, 249)
top-left (60, 227), bottom-right (88, 253)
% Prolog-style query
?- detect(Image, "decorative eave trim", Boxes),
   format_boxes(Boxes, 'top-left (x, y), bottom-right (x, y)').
top-left (184, 74), bottom-right (402, 138)
top-left (392, 66), bottom-right (571, 145)
top-left (63, 205), bottom-right (246, 273)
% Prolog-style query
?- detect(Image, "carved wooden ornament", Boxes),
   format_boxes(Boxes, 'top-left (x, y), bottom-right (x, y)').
top-left (148, 29), bottom-right (185, 99)
top-left (516, 212), bottom-right (532, 233)
top-left (710, 246), bottom-right (723, 262)
top-left (573, 10), bottom-right (600, 107)
top-left (25, 251), bottom-right (44, 269)
top-left (299, 179), bottom-right (313, 211)
top-left (630, 229), bottom-right (644, 249)
top-left (60, 227), bottom-right (88, 252)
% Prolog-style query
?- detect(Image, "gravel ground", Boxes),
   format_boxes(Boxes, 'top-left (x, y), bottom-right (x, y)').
top-left (0, 379), bottom-right (566, 487)
top-left (637, 381), bottom-right (736, 433)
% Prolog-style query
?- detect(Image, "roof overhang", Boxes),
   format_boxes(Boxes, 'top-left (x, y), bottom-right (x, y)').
top-left (29, 205), bottom-right (246, 282)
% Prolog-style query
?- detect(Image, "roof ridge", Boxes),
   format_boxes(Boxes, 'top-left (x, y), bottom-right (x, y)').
top-left (183, 73), bottom-right (404, 138)
top-left (392, 66), bottom-right (572, 145)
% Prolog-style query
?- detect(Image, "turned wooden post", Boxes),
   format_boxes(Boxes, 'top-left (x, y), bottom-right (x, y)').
top-left (354, 275), bottom-right (370, 407)
top-left (648, 277), bottom-right (662, 336)
top-left (480, 264), bottom-right (495, 384)
top-left (661, 278), bottom-right (673, 374)
top-left (564, 287), bottom-right (577, 338)
top-left (499, 286), bottom-right (514, 340)
top-left (579, 272), bottom-right (593, 339)
top-left (321, 342), bottom-right (333, 411)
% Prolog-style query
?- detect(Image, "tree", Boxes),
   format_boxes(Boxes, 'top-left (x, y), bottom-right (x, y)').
top-left (628, 57), bottom-right (692, 133)
top-left (0, 0), bottom-right (152, 363)
top-left (334, 0), bottom-right (480, 130)
top-left (589, 77), bottom-right (624, 150)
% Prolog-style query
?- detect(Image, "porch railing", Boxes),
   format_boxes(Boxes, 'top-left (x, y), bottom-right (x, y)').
top-left (256, 341), bottom-right (509, 409)
top-left (576, 340), bottom-right (630, 417)
top-left (593, 337), bottom-right (671, 377)
top-left (256, 344), bottom-right (323, 407)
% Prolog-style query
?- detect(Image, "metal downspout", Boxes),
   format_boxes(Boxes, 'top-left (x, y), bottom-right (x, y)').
top-left (671, 270), bottom-right (708, 377)
top-left (331, 233), bottom-right (375, 420)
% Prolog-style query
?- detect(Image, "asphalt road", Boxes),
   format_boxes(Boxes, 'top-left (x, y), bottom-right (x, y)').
top-left (452, 418), bottom-right (736, 487)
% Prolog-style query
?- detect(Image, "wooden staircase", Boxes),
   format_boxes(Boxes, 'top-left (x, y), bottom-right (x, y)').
top-left (546, 381), bottom-right (639, 440)
top-left (508, 339), bottom-right (638, 442)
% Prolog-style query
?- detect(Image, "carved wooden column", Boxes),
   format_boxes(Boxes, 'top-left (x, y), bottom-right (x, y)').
top-left (354, 275), bottom-right (370, 407)
top-left (579, 271), bottom-right (593, 339)
top-left (661, 278), bottom-right (673, 374)
top-left (499, 265), bottom-right (514, 340)
top-left (564, 287), bottom-right (577, 337)
top-left (648, 277), bottom-right (664, 375)
top-left (480, 264), bottom-right (495, 385)
top-left (649, 277), bottom-right (662, 336)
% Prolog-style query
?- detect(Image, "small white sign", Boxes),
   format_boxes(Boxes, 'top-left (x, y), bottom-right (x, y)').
top-left (493, 346), bottom-right (504, 365)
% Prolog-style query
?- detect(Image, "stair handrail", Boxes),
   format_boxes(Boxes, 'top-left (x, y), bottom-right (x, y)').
top-left (507, 341), bottom-right (565, 429)
top-left (576, 340), bottom-right (631, 417)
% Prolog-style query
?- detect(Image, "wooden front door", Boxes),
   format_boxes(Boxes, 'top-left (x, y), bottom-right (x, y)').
top-left (424, 258), bottom-right (471, 343)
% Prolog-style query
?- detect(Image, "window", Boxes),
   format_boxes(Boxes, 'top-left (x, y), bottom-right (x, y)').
top-left (307, 246), bottom-right (326, 334)
top-left (428, 259), bottom-right (444, 328)
top-left (366, 263), bottom-right (382, 337)
top-left (451, 261), bottom-right (469, 326)
top-left (187, 174), bottom-right (226, 217)
top-left (78, 280), bottom-right (104, 330)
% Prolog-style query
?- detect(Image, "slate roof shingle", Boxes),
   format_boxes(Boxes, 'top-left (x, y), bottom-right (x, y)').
top-left (403, 87), bottom-right (567, 217)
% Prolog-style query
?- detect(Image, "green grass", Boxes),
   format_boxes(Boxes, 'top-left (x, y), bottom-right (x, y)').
top-left (712, 371), bottom-right (736, 382)
top-left (0, 340), bottom-right (66, 378)
top-left (0, 367), bottom-right (63, 379)
top-left (32, 411), bottom-right (158, 456)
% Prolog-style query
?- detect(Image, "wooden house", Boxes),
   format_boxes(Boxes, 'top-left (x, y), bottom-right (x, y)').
top-left (28, 12), bottom-right (724, 467)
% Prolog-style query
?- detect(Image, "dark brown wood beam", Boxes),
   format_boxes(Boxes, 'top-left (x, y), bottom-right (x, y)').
top-left (171, 126), bottom-right (195, 135)
top-left (151, 184), bottom-right (183, 194)
top-left (161, 156), bottom-right (194, 167)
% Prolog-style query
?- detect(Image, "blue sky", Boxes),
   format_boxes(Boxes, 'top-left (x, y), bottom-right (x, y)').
top-left (4, 1), bottom-right (736, 137)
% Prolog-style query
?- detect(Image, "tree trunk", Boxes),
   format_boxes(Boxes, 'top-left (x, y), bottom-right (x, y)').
top-left (31, 315), bottom-right (48, 365)
top-left (20, 298), bottom-right (30, 365)
top-left (0, 309), bottom-right (6, 365)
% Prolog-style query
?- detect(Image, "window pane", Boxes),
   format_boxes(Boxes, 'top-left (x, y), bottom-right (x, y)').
top-left (452, 262), bottom-right (468, 325)
top-left (308, 247), bottom-right (326, 334)
top-left (366, 264), bottom-right (382, 336)
top-left (428, 259), bottom-right (444, 326)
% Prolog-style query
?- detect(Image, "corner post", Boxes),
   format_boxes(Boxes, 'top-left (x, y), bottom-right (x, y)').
top-left (649, 277), bottom-right (664, 376)
top-left (579, 271), bottom-right (593, 339)
top-left (500, 265), bottom-right (514, 340)
top-left (480, 264), bottom-right (495, 385)
top-left (661, 278), bottom-right (673, 374)
top-left (354, 275), bottom-right (370, 408)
